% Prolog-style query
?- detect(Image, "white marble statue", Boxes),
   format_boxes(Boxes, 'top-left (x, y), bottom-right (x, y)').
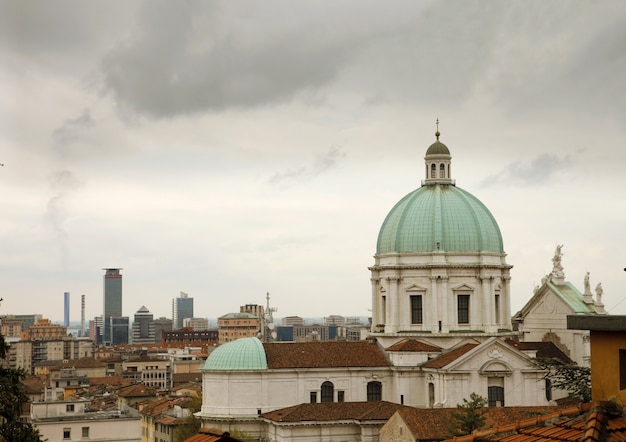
top-left (595, 282), bottom-right (604, 305)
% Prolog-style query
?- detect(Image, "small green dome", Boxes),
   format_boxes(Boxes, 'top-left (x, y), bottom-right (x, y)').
top-left (202, 337), bottom-right (267, 371)
top-left (377, 185), bottom-right (504, 254)
top-left (425, 141), bottom-right (450, 156)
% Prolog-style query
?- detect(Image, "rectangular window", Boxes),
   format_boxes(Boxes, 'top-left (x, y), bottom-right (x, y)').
top-left (410, 295), bottom-right (423, 324)
top-left (458, 295), bottom-right (470, 324)
top-left (310, 392), bottom-right (317, 403)
top-left (337, 391), bottom-right (344, 402)
top-left (488, 377), bottom-right (505, 407)
top-left (66, 404), bottom-right (75, 412)
top-left (82, 427), bottom-right (89, 438)
top-left (494, 294), bottom-right (500, 323)
top-left (63, 428), bottom-right (71, 439)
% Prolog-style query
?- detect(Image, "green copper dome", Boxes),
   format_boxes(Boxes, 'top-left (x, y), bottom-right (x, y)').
top-left (377, 184), bottom-right (504, 255)
top-left (202, 337), bottom-right (267, 371)
top-left (425, 140), bottom-right (450, 156)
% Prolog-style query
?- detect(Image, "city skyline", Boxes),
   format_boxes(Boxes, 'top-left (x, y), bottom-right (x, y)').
top-left (1, 1), bottom-right (625, 321)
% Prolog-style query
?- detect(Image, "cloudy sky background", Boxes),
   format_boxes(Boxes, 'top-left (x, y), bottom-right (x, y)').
top-left (1, 0), bottom-right (625, 323)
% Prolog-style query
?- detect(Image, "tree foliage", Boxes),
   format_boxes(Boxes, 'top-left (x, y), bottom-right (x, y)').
top-left (531, 357), bottom-right (591, 402)
top-left (449, 392), bottom-right (488, 436)
top-left (174, 395), bottom-right (202, 442)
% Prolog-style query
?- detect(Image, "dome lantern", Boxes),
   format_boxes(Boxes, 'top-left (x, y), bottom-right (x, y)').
top-left (423, 124), bottom-right (454, 186)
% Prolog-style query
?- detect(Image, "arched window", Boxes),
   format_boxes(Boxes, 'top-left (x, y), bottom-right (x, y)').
top-left (431, 163), bottom-right (436, 179)
top-left (439, 163), bottom-right (445, 178)
top-left (321, 381), bottom-right (334, 403)
top-left (367, 381), bottom-right (382, 401)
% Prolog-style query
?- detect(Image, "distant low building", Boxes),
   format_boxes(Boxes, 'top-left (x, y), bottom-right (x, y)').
top-left (217, 312), bottom-right (260, 344)
top-left (183, 317), bottom-right (210, 331)
top-left (281, 316), bottom-right (304, 326)
top-left (31, 399), bottom-right (141, 442)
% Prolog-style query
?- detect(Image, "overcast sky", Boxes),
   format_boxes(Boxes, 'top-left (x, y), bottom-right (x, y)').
top-left (1, 0), bottom-right (625, 324)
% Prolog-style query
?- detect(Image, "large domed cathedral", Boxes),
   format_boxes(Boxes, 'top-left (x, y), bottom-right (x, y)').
top-left (196, 129), bottom-right (582, 439)
top-left (370, 129), bottom-right (515, 348)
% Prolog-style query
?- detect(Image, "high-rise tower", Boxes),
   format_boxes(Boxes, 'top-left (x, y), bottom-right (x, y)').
top-left (63, 291), bottom-right (70, 327)
top-left (102, 268), bottom-right (123, 345)
top-left (172, 292), bottom-right (193, 330)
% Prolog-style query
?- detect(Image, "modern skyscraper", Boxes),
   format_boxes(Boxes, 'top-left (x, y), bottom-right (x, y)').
top-left (102, 268), bottom-right (123, 345)
top-left (172, 292), bottom-right (193, 330)
top-left (110, 316), bottom-right (129, 345)
top-left (63, 292), bottom-right (70, 327)
top-left (132, 305), bottom-right (155, 344)
top-left (153, 317), bottom-right (173, 343)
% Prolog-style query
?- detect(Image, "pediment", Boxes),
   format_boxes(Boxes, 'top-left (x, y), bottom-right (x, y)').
top-left (452, 283), bottom-right (474, 292)
top-left (528, 291), bottom-right (573, 317)
top-left (443, 338), bottom-right (533, 373)
top-left (405, 283), bottom-right (428, 292)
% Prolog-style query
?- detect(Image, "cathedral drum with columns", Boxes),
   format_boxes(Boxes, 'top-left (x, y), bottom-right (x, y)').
top-left (370, 129), bottom-right (515, 349)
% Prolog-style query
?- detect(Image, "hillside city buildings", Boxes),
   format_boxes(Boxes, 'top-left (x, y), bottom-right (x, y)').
top-left (0, 130), bottom-right (616, 442)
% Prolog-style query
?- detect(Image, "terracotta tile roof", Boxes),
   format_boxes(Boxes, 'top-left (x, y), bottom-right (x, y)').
top-left (443, 402), bottom-right (626, 442)
top-left (156, 415), bottom-right (187, 425)
top-left (87, 376), bottom-right (132, 388)
top-left (395, 405), bottom-right (572, 440)
top-left (140, 396), bottom-right (190, 418)
top-left (51, 357), bottom-right (108, 369)
top-left (21, 376), bottom-right (46, 394)
top-left (263, 340), bottom-right (390, 369)
top-left (422, 343), bottom-right (479, 368)
top-left (261, 401), bottom-right (408, 422)
top-left (504, 340), bottom-right (573, 363)
top-left (117, 383), bottom-right (158, 398)
top-left (386, 339), bottom-right (442, 352)
top-left (182, 427), bottom-right (245, 442)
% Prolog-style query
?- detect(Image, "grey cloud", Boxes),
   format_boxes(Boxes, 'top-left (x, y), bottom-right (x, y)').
top-left (269, 147), bottom-right (346, 187)
top-left (100, 1), bottom-right (372, 117)
top-left (52, 109), bottom-right (96, 157)
top-left (472, 2), bottom-right (626, 119)
top-left (0, 1), bottom-right (140, 71)
top-left (480, 154), bottom-right (572, 187)
top-left (97, 0), bottom-right (568, 118)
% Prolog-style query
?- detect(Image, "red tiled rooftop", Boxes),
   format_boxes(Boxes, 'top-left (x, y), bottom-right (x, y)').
top-left (422, 343), bottom-right (479, 368)
top-left (261, 401), bottom-right (408, 422)
top-left (443, 402), bottom-right (626, 442)
top-left (117, 383), bottom-right (158, 398)
top-left (182, 427), bottom-right (244, 442)
top-left (386, 339), bottom-right (441, 352)
top-left (505, 339), bottom-right (573, 363)
top-left (395, 405), bottom-right (573, 440)
top-left (263, 340), bottom-right (390, 369)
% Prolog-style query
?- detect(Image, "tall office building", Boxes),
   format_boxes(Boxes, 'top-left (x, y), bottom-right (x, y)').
top-left (63, 292), bottom-right (70, 327)
top-left (132, 306), bottom-right (155, 344)
top-left (153, 317), bottom-right (173, 343)
top-left (110, 316), bottom-right (129, 345)
top-left (102, 268), bottom-right (123, 345)
top-left (172, 292), bottom-right (193, 330)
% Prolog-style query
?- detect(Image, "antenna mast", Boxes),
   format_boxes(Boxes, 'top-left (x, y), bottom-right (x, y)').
top-left (264, 292), bottom-right (278, 342)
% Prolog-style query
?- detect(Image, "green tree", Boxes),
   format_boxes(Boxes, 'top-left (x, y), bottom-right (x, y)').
top-left (0, 301), bottom-right (45, 442)
top-left (531, 357), bottom-right (591, 402)
top-left (449, 392), bottom-right (488, 436)
top-left (173, 395), bottom-right (202, 442)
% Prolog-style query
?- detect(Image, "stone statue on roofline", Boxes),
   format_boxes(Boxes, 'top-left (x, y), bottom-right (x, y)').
top-left (583, 271), bottom-right (594, 304)
top-left (550, 244), bottom-right (566, 285)
top-left (594, 282), bottom-right (607, 314)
